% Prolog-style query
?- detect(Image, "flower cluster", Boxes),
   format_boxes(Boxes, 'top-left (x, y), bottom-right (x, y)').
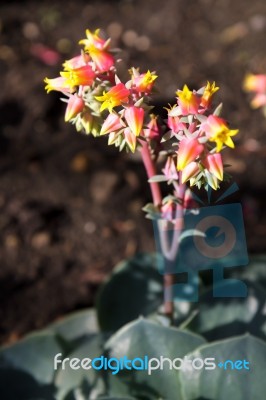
top-left (45, 28), bottom-right (240, 220)
top-left (243, 73), bottom-right (266, 113)
top-left (44, 28), bottom-right (157, 151)
top-left (162, 83), bottom-right (238, 192)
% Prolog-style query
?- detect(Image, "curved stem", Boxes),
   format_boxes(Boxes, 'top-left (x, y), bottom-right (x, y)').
top-left (140, 140), bottom-right (177, 322)
top-left (140, 140), bottom-right (162, 206)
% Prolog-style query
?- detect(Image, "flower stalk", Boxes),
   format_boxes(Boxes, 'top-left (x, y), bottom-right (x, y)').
top-left (44, 28), bottom-right (241, 323)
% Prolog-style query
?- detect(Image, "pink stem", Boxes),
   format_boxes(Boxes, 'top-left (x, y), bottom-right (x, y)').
top-left (140, 139), bottom-right (175, 320)
top-left (140, 140), bottom-right (162, 206)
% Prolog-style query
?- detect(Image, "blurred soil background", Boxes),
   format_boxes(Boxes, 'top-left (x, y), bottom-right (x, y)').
top-left (0, 0), bottom-right (266, 344)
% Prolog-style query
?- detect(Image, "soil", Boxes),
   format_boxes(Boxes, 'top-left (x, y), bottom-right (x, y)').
top-left (0, 0), bottom-right (266, 345)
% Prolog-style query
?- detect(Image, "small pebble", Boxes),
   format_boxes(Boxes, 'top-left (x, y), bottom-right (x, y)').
top-left (122, 30), bottom-right (138, 47)
top-left (23, 22), bottom-right (39, 40)
top-left (70, 153), bottom-right (89, 172)
top-left (31, 232), bottom-right (50, 248)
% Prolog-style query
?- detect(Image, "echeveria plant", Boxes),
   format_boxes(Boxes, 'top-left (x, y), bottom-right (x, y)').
top-left (1, 28), bottom-right (266, 400)
top-left (45, 28), bottom-right (240, 318)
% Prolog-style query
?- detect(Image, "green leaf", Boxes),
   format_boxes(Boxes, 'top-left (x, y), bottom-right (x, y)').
top-left (231, 255), bottom-right (266, 289)
top-left (148, 175), bottom-right (168, 183)
top-left (180, 334), bottom-right (266, 400)
top-left (48, 308), bottom-right (99, 342)
top-left (213, 102), bottom-right (223, 116)
top-left (0, 368), bottom-right (56, 399)
top-left (0, 331), bottom-right (61, 385)
top-left (96, 253), bottom-right (164, 332)
top-left (186, 280), bottom-right (266, 341)
top-left (105, 318), bottom-right (206, 399)
top-left (97, 397), bottom-right (137, 400)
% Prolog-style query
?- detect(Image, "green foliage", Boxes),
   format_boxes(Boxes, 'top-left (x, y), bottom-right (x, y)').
top-left (104, 318), bottom-right (205, 399)
top-left (1, 254), bottom-right (266, 399)
top-left (96, 253), bottom-right (164, 332)
top-left (180, 335), bottom-right (266, 400)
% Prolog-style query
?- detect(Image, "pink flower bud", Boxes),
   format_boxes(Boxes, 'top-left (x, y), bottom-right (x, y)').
top-left (203, 153), bottom-right (224, 181)
top-left (65, 94), bottom-right (85, 122)
top-left (100, 113), bottom-right (124, 135)
top-left (144, 115), bottom-right (160, 139)
top-left (124, 106), bottom-right (144, 137)
top-left (177, 138), bottom-right (204, 171)
top-left (181, 162), bottom-right (200, 184)
top-left (124, 127), bottom-right (137, 152)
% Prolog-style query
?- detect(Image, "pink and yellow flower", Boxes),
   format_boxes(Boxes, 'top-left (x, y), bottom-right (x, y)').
top-left (124, 127), bottom-right (137, 152)
top-left (124, 106), bottom-right (144, 136)
top-left (65, 94), bottom-right (85, 122)
top-left (144, 114), bottom-right (160, 139)
top-left (162, 156), bottom-right (179, 181)
top-left (202, 115), bottom-right (238, 152)
top-left (203, 153), bottom-right (223, 181)
top-left (131, 70), bottom-right (157, 93)
top-left (181, 162), bottom-right (200, 184)
top-left (44, 76), bottom-right (70, 93)
top-left (79, 28), bottom-right (110, 51)
top-left (60, 65), bottom-right (96, 88)
top-left (243, 74), bottom-right (266, 93)
top-left (100, 113), bottom-right (124, 135)
top-left (63, 53), bottom-right (90, 70)
top-left (205, 170), bottom-right (219, 190)
top-left (95, 83), bottom-right (130, 112)
top-left (87, 46), bottom-right (114, 72)
top-left (166, 105), bottom-right (185, 133)
top-left (201, 81), bottom-right (219, 109)
top-left (80, 110), bottom-right (94, 134)
top-left (176, 85), bottom-right (201, 115)
top-left (177, 138), bottom-right (204, 171)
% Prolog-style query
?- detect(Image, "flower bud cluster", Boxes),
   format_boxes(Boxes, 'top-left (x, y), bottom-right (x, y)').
top-left (45, 28), bottom-right (240, 220)
top-left (44, 29), bottom-right (157, 152)
top-left (163, 82), bottom-right (238, 191)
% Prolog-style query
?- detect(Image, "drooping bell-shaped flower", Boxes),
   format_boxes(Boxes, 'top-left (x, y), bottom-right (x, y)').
top-left (79, 28), bottom-right (110, 51)
top-left (124, 106), bottom-right (145, 137)
top-left (63, 53), bottom-right (90, 70)
top-left (95, 83), bottom-right (130, 112)
top-left (177, 138), bottom-right (204, 171)
top-left (60, 65), bottom-right (96, 89)
top-left (200, 81), bottom-right (219, 109)
top-left (202, 115), bottom-right (238, 152)
top-left (131, 69), bottom-right (158, 93)
top-left (80, 110), bottom-right (94, 134)
top-left (144, 114), bottom-right (161, 140)
top-left (167, 104), bottom-right (185, 133)
top-left (181, 162), bottom-right (200, 184)
top-left (65, 94), bottom-right (85, 122)
top-left (124, 127), bottom-right (137, 152)
top-left (100, 113), bottom-right (124, 135)
top-left (44, 76), bottom-right (70, 93)
top-left (203, 153), bottom-right (223, 181)
top-left (205, 170), bottom-right (219, 190)
top-left (176, 84), bottom-right (201, 115)
top-left (162, 156), bottom-right (179, 181)
top-left (87, 46), bottom-right (115, 72)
